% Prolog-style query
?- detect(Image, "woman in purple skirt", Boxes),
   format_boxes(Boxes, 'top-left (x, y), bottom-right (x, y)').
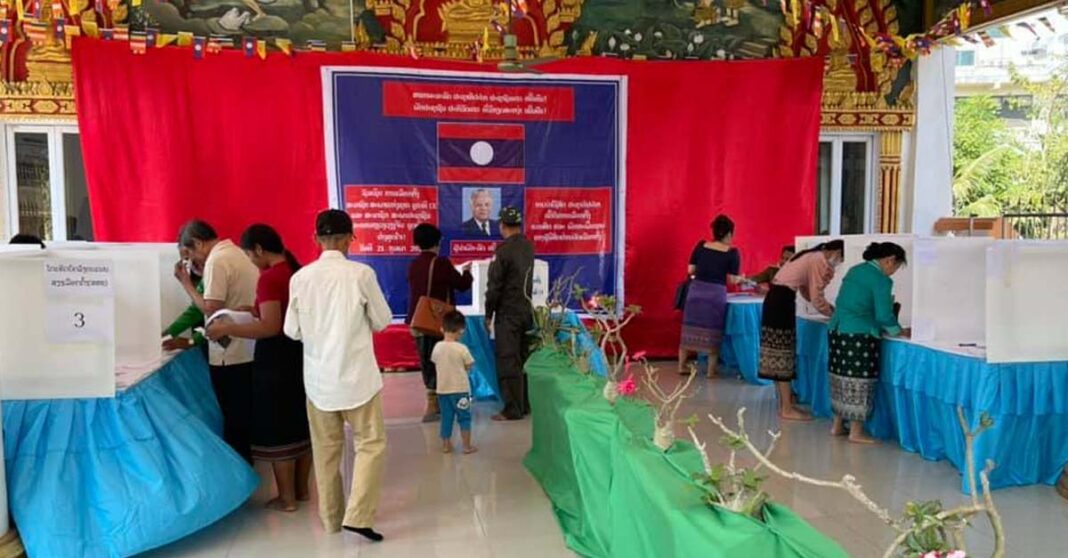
top-left (679, 215), bottom-right (746, 376)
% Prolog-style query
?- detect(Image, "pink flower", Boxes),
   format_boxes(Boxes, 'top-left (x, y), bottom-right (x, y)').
top-left (922, 553), bottom-right (940, 558)
top-left (946, 552), bottom-right (967, 558)
top-left (617, 375), bottom-right (638, 396)
top-left (631, 350), bottom-right (647, 361)
top-left (587, 297), bottom-right (600, 309)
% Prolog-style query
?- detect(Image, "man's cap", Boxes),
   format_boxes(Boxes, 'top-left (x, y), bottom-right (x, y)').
top-left (316, 209), bottom-right (353, 237)
top-left (499, 206), bottom-right (522, 226)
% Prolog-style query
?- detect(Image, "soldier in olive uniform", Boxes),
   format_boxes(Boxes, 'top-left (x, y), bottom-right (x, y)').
top-left (486, 206), bottom-right (534, 421)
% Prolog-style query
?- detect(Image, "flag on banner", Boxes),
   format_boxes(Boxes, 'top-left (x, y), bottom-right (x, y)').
top-left (0, 6), bottom-right (7, 21)
top-left (131, 0), bottom-right (140, 5)
top-left (14, 0), bottom-right (23, 21)
top-left (1038, 16), bottom-right (1056, 33)
top-left (107, 0), bottom-right (118, 11)
top-left (207, 37), bottom-right (222, 54)
top-left (81, 20), bottom-right (98, 37)
top-left (977, 30), bottom-right (994, 47)
top-left (193, 36), bottom-right (205, 58)
top-left (146, 28), bottom-right (157, 48)
top-left (341, 40), bottom-right (356, 52)
top-left (114, 25), bottom-right (128, 41)
top-left (1017, 22), bottom-right (1038, 37)
top-left (437, 123), bottom-right (526, 184)
top-left (0, 20), bottom-right (9, 45)
top-left (24, 19), bottom-right (50, 44)
top-left (177, 31), bottom-right (193, 46)
top-left (54, 18), bottom-right (64, 42)
top-left (256, 39), bottom-right (266, 59)
top-left (275, 38), bottom-right (292, 55)
top-left (101, 27), bottom-right (113, 40)
top-left (243, 36), bottom-right (255, 57)
top-left (997, 25), bottom-right (1013, 39)
top-left (209, 35), bottom-right (233, 49)
top-left (50, 0), bottom-right (61, 18)
top-left (962, 34), bottom-right (979, 44)
top-left (157, 33), bottom-right (176, 47)
top-left (130, 31), bottom-right (146, 54)
top-left (33, 0), bottom-right (40, 18)
top-left (306, 39), bottom-right (325, 51)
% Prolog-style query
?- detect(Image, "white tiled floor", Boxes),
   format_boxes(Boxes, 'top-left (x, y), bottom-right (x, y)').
top-left (143, 368), bottom-right (1068, 557)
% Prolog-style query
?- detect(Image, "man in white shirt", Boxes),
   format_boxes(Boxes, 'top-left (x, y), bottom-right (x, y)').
top-left (179, 219), bottom-right (259, 463)
top-left (284, 209), bottom-right (392, 542)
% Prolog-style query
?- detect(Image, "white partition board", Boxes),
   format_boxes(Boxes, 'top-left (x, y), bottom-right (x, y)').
top-left (0, 253), bottom-right (116, 399)
top-left (910, 238), bottom-right (991, 344)
top-left (795, 234), bottom-right (915, 326)
top-left (48, 242), bottom-right (190, 327)
top-left (457, 258), bottom-right (549, 316)
top-left (47, 248), bottom-right (163, 369)
top-left (986, 241), bottom-right (1068, 363)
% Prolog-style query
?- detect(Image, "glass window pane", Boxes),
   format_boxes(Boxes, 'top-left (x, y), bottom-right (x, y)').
top-left (14, 132), bottom-right (52, 241)
top-left (63, 133), bottom-right (93, 241)
top-left (816, 142), bottom-right (832, 234)
top-left (840, 142), bottom-right (868, 234)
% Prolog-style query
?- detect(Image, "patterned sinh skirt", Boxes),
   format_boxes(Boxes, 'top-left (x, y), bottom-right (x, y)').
top-left (828, 331), bottom-right (882, 422)
top-left (680, 280), bottom-right (728, 353)
top-left (758, 285), bottom-right (797, 381)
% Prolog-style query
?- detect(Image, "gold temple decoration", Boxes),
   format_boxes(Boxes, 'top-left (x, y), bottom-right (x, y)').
top-left (1, 4), bottom-right (77, 122)
top-left (779, 0), bottom-right (915, 232)
top-left (438, 0), bottom-right (501, 44)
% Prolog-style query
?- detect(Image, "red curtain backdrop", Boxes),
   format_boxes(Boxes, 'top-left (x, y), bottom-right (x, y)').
top-left (72, 39), bottom-right (821, 364)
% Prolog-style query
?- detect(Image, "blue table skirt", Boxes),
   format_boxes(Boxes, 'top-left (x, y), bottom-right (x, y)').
top-left (2, 350), bottom-right (259, 557)
top-left (792, 317), bottom-right (1068, 492)
top-left (464, 312), bottom-right (608, 402)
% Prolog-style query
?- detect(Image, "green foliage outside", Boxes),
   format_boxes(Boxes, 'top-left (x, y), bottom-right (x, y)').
top-left (953, 61), bottom-right (1068, 219)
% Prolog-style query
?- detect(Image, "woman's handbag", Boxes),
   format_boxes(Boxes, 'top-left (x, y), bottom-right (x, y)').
top-left (410, 257), bottom-right (454, 338)
top-left (673, 278), bottom-right (691, 311)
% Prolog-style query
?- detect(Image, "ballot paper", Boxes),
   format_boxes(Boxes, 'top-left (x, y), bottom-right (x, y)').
top-left (204, 309), bottom-right (256, 359)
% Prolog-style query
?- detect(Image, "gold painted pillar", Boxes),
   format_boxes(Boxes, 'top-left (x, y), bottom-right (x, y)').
top-left (879, 131), bottom-right (903, 233)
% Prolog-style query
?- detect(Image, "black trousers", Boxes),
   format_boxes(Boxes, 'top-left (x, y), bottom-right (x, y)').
top-left (209, 362), bottom-right (254, 464)
top-left (415, 335), bottom-right (439, 391)
top-left (495, 312), bottom-right (532, 419)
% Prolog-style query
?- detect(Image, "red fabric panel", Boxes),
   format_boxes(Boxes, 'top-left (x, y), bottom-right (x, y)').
top-left (72, 39), bottom-right (821, 363)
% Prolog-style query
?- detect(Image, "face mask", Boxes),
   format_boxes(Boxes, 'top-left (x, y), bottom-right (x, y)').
top-left (829, 256), bottom-right (842, 268)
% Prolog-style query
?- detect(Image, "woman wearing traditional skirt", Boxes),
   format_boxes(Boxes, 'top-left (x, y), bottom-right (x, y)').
top-left (758, 239), bottom-right (844, 421)
top-left (207, 224), bottom-right (313, 511)
top-left (679, 215), bottom-right (746, 376)
top-left (828, 242), bottom-right (909, 444)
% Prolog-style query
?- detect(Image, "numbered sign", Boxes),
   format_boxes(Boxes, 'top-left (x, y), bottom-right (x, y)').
top-left (45, 300), bottom-right (115, 344)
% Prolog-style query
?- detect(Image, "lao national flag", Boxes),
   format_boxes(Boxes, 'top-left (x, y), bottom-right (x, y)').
top-left (437, 123), bottom-right (525, 184)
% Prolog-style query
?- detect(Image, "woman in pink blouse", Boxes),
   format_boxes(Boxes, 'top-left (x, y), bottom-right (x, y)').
top-left (758, 239), bottom-right (844, 420)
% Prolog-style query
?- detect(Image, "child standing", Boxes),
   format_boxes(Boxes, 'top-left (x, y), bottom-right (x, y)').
top-left (432, 310), bottom-right (477, 454)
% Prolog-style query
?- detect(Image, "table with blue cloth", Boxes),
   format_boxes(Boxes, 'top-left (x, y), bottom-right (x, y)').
top-left (462, 312), bottom-right (609, 401)
top-left (792, 316), bottom-right (1068, 492)
top-left (2, 349), bottom-right (259, 558)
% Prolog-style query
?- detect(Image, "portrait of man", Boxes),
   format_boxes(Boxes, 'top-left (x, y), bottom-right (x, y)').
top-left (461, 188), bottom-right (500, 237)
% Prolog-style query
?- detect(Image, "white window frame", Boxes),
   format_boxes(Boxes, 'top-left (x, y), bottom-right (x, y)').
top-left (2, 123), bottom-right (81, 241)
top-left (818, 133), bottom-right (877, 235)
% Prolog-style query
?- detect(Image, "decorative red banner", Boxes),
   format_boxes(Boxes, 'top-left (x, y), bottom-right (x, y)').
top-left (525, 187), bottom-right (612, 255)
top-left (344, 185), bottom-right (438, 256)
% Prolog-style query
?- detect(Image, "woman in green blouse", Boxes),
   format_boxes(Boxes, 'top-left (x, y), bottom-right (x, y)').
top-left (162, 247), bottom-right (207, 351)
top-left (827, 242), bottom-right (910, 444)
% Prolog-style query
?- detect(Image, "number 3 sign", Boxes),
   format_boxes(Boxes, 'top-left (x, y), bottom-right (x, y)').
top-left (45, 301), bottom-right (114, 344)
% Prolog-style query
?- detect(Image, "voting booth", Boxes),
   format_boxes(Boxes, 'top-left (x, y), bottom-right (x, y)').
top-left (794, 234), bottom-right (915, 326)
top-left (910, 237), bottom-right (991, 345)
top-left (458, 258), bottom-right (549, 316)
top-left (986, 241), bottom-right (1068, 363)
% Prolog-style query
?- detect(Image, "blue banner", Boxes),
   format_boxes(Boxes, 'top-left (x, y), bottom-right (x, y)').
top-left (323, 68), bottom-right (625, 317)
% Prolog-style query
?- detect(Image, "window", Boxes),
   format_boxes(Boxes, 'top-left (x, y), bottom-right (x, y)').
top-left (957, 50), bottom-right (976, 66)
top-left (815, 135), bottom-right (876, 235)
top-left (3, 125), bottom-right (92, 241)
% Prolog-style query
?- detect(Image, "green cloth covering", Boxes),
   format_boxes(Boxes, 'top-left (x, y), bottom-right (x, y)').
top-left (523, 349), bottom-right (849, 558)
top-left (828, 261), bottom-right (902, 338)
top-left (163, 281), bottom-right (206, 346)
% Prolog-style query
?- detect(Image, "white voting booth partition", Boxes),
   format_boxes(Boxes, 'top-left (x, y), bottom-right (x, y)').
top-left (794, 234), bottom-right (915, 326)
top-left (457, 258), bottom-right (550, 316)
top-left (986, 241), bottom-right (1068, 364)
top-left (910, 238), bottom-right (991, 345)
